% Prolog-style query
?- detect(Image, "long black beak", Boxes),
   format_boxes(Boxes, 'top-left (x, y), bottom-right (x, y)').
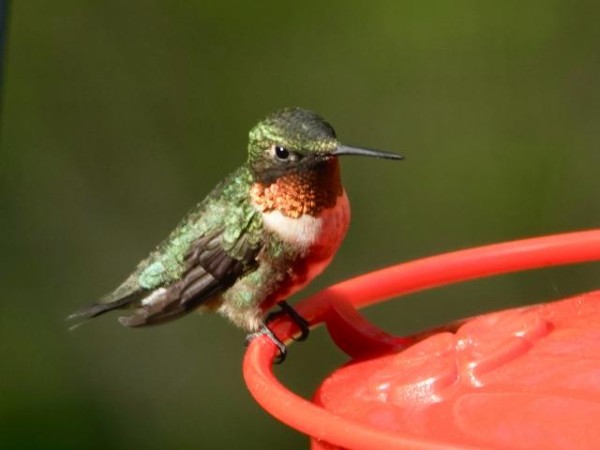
top-left (332, 145), bottom-right (404, 160)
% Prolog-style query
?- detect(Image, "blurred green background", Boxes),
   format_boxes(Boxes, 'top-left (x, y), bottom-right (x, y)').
top-left (2, 1), bottom-right (600, 448)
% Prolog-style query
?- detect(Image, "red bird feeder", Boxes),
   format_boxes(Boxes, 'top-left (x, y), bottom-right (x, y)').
top-left (243, 229), bottom-right (600, 449)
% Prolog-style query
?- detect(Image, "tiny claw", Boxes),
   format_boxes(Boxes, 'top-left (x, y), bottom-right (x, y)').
top-left (245, 325), bottom-right (287, 364)
top-left (264, 309), bottom-right (283, 324)
top-left (277, 301), bottom-right (310, 342)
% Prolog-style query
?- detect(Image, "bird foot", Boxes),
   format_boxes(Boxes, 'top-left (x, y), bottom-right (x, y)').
top-left (245, 325), bottom-right (287, 364)
top-left (266, 300), bottom-right (310, 342)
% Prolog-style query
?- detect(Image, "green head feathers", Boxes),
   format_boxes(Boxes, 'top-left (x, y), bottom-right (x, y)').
top-left (248, 108), bottom-right (338, 157)
top-left (247, 107), bottom-right (404, 181)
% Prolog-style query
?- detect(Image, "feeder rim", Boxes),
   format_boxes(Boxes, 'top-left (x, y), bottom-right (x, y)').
top-left (243, 228), bottom-right (600, 450)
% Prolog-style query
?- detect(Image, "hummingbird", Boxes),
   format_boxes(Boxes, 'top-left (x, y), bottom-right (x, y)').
top-left (69, 108), bottom-right (403, 359)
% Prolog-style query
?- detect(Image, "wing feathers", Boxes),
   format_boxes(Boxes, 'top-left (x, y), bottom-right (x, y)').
top-left (180, 271), bottom-right (219, 304)
top-left (117, 229), bottom-right (261, 327)
top-left (71, 189), bottom-right (263, 328)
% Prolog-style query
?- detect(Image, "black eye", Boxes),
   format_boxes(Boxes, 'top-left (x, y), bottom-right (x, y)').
top-left (275, 146), bottom-right (290, 160)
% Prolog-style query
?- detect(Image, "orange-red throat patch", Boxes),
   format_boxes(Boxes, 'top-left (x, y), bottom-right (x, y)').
top-left (251, 159), bottom-right (343, 218)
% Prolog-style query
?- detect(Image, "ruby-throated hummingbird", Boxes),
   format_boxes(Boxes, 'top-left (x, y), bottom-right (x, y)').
top-left (69, 108), bottom-right (403, 358)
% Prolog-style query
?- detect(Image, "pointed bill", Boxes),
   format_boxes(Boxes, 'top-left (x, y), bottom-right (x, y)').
top-left (332, 145), bottom-right (404, 160)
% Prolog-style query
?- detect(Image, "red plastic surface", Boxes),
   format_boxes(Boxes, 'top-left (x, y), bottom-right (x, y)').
top-left (315, 291), bottom-right (600, 449)
top-left (243, 229), bottom-right (600, 449)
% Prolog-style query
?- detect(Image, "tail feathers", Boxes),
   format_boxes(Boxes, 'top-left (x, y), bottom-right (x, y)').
top-left (68, 280), bottom-right (219, 329)
top-left (117, 286), bottom-right (211, 327)
top-left (67, 292), bottom-right (144, 329)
